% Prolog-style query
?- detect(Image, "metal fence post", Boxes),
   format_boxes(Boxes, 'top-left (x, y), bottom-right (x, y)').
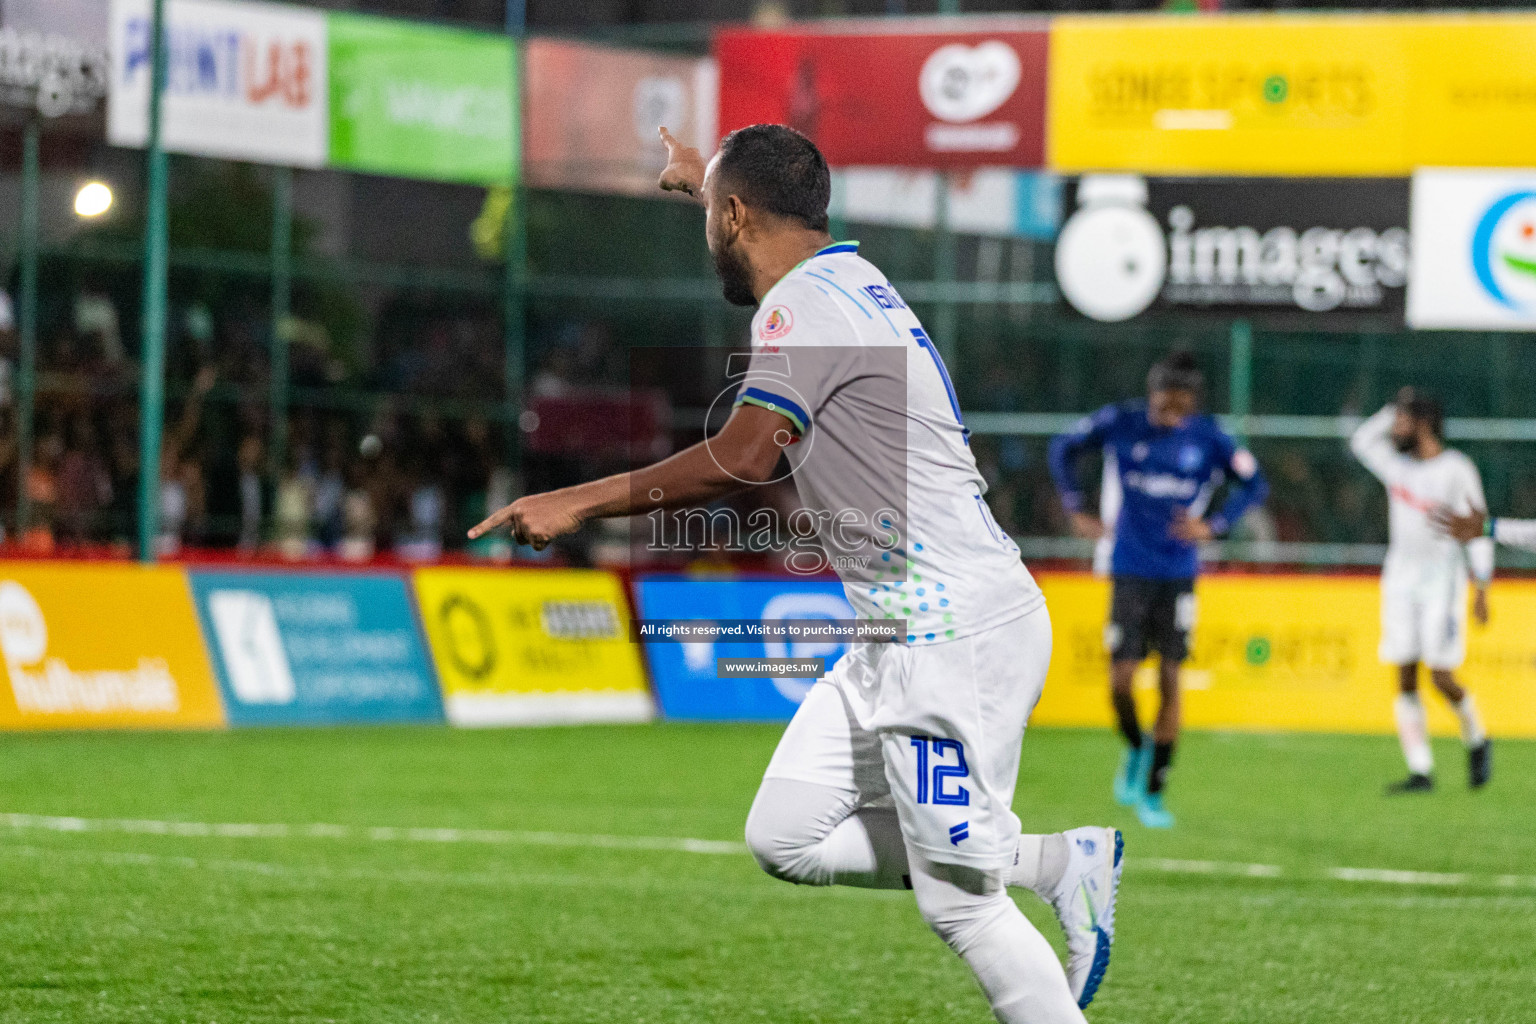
top-left (137, 0), bottom-right (171, 562)
top-left (828, 170), bottom-right (847, 243)
top-left (1230, 318), bottom-right (1253, 443)
top-left (269, 166), bottom-right (293, 477)
top-left (932, 171), bottom-right (958, 368)
top-left (503, 0), bottom-right (527, 467)
top-left (932, 0), bottom-right (961, 367)
top-left (16, 119), bottom-right (39, 539)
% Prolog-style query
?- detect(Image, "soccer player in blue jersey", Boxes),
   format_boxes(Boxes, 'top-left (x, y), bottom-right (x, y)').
top-left (1049, 353), bottom-right (1268, 828)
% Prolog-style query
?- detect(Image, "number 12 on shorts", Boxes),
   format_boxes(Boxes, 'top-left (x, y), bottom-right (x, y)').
top-left (910, 736), bottom-right (970, 806)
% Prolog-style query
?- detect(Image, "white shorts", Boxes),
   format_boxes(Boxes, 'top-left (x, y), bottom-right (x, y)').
top-left (761, 607), bottom-right (1051, 870)
top-left (1379, 572), bottom-right (1468, 670)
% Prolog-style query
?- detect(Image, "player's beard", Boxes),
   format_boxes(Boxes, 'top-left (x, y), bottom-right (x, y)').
top-left (1392, 433), bottom-right (1417, 454)
top-left (711, 241), bottom-right (758, 307)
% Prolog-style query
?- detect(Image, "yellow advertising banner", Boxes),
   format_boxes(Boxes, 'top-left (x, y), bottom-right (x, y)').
top-left (413, 567), bottom-right (652, 726)
top-left (0, 563), bottom-right (224, 730)
top-left (1033, 573), bottom-right (1536, 738)
top-left (1409, 16), bottom-right (1536, 170)
top-left (1049, 15), bottom-right (1414, 175)
top-left (1048, 13), bottom-right (1536, 175)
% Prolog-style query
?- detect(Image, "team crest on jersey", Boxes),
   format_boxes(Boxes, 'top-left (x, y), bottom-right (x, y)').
top-left (759, 306), bottom-right (794, 341)
top-left (1179, 444), bottom-right (1203, 472)
top-left (1231, 448), bottom-right (1258, 479)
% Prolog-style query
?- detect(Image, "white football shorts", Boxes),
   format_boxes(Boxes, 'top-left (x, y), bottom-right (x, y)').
top-left (1378, 568), bottom-right (1469, 671)
top-left (760, 607), bottom-right (1051, 871)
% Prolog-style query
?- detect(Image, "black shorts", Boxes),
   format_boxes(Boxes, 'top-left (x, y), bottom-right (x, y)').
top-left (1108, 577), bottom-right (1196, 663)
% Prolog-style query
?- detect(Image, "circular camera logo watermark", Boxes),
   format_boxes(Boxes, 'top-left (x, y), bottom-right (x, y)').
top-left (1055, 176), bottom-right (1166, 323)
top-left (703, 376), bottom-right (812, 487)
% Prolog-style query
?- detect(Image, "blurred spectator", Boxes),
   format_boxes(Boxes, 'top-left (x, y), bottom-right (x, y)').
top-left (74, 293), bottom-right (124, 366)
top-left (531, 347), bottom-right (577, 398)
top-left (23, 430), bottom-right (62, 552)
top-left (1269, 449), bottom-right (1332, 543)
top-left (236, 434), bottom-right (266, 553)
top-left (57, 416), bottom-right (111, 546)
top-left (272, 459), bottom-right (315, 560)
top-left (156, 367), bottom-right (216, 557)
top-left (0, 290), bottom-right (15, 410)
top-left (313, 436), bottom-right (348, 550)
top-left (394, 435), bottom-right (446, 560)
top-left (398, 475), bottom-right (446, 561)
top-left (339, 462), bottom-right (378, 563)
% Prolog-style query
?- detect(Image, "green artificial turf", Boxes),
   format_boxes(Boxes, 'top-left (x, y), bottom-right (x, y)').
top-left (0, 723), bottom-right (1532, 1023)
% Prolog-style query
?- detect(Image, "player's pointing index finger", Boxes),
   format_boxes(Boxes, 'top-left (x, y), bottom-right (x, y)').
top-left (658, 126), bottom-right (705, 200)
top-left (468, 504), bottom-right (514, 540)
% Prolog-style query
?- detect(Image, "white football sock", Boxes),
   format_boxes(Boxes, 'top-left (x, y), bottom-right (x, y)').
top-left (1009, 833), bottom-right (1070, 899)
top-left (744, 778), bottom-right (909, 889)
top-left (910, 858), bottom-right (1086, 1024)
top-left (1454, 694), bottom-right (1487, 748)
top-left (1394, 693), bottom-right (1434, 776)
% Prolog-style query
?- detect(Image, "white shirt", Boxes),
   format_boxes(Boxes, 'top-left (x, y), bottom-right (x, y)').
top-left (1350, 405), bottom-right (1494, 586)
top-left (737, 242), bottom-right (1042, 643)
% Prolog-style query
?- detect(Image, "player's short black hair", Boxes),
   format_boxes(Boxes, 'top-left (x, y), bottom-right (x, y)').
top-left (1148, 350), bottom-right (1203, 396)
top-left (714, 124), bottom-right (830, 232)
top-left (1404, 392), bottom-right (1445, 439)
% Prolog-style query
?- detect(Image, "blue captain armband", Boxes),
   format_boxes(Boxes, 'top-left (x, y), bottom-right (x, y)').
top-left (735, 387), bottom-right (809, 435)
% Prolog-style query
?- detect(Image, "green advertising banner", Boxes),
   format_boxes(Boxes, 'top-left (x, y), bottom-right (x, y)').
top-left (328, 13), bottom-right (516, 185)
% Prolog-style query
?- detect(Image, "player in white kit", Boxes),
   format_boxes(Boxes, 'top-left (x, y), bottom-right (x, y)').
top-left (471, 125), bottom-right (1121, 1022)
top-left (1350, 389), bottom-right (1493, 792)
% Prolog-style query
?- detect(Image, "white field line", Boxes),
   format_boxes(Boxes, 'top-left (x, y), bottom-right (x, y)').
top-left (5, 843), bottom-right (1535, 911)
top-left (1139, 857), bottom-right (1284, 878)
top-left (0, 811), bottom-right (747, 856)
top-left (0, 842), bottom-right (736, 893)
top-left (4, 811), bottom-right (1534, 892)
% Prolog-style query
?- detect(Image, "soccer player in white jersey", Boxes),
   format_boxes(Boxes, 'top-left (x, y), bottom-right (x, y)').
top-left (471, 124), bottom-right (1121, 1022)
top-left (1350, 388), bottom-right (1493, 793)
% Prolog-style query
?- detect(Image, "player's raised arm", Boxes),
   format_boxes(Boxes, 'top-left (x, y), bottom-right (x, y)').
top-left (658, 127), bottom-right (707, 203)
top-left (1048, 406), bottom-right (1118, 539)
top-left (468, 403), bottom-right (789, 548)
top-left (1349, 398), bottom-right (1408, 484)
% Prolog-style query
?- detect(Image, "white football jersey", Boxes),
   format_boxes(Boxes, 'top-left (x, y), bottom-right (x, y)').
top-left (1350, 405), bottom-right (1495, 587)
top-left (736, 242), bottom-right (1043, 644)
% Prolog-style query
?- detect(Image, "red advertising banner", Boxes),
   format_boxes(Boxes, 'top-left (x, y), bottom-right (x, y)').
top-left (714, 21), bottom-right (1048, 169)
top-left (525, 39), bottom-right (718, 197)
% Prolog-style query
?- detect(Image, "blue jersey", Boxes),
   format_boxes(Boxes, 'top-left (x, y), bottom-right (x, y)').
top-left (1049, 402), bottom-right (1268, 580)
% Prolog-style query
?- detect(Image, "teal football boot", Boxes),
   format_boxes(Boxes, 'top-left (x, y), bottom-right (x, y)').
top-left (1136, 791), bottom-right (1175, 829)
top-left (1113, 743), bottom-right (1150, 806)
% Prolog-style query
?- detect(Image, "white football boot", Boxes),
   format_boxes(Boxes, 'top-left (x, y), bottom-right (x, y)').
top-left (1048, 826), bottom-right (1123, 1009)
